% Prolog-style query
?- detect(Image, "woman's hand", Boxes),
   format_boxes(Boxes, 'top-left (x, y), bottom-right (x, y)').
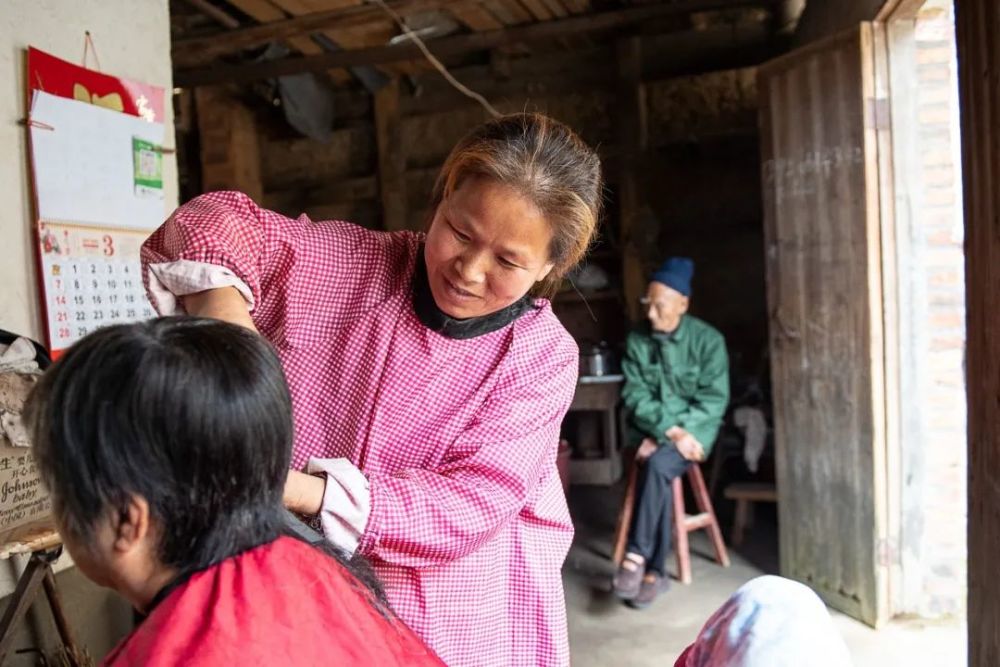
top-left (185, 287), bottom-right (259, 333)
top-left (283, 469), bottom-right (327, 516)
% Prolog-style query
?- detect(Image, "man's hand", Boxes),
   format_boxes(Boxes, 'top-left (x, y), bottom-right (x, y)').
top-left (666, 426), bottom-right (705, 462)
top-left (635, 437), bottom-right (658, 462)
top-left (666, 426), bottom-right (686, 442)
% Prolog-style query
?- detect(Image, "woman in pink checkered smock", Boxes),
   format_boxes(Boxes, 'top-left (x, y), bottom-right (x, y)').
top-left (140, 114), bottom-right (602, 667)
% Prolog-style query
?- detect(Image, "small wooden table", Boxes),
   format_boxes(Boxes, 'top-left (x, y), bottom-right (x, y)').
top-left (566, 374), bottom-right (624, 486)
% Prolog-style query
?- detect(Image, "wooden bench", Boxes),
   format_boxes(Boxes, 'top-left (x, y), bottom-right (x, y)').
top-left (723, 482), bottom-right (778, 546)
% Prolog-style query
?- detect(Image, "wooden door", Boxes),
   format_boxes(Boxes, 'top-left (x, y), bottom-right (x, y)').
top-left (956, 1), bottom-right (1000, 663)
top-left (758, 24), bottom-right (891, 627)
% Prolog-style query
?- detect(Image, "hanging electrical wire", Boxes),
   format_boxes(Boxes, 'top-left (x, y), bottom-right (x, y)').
top-left (366, 0), bottom-right (502, 119)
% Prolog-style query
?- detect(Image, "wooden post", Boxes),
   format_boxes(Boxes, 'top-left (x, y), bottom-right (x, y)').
top-left (955, 1), bottom-right (1000, 664)
top-left (194, 87), bottom-right (264, 202)
top-left (616, 37), bottom-right (648, 324)
top-left (374, 78), bottom-right (408, 232)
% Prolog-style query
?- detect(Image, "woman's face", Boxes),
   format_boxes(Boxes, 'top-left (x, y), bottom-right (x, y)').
top-left (424, 176), bottom-right (555, 319)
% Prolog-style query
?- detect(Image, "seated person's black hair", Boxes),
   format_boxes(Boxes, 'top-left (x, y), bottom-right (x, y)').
top-left (23, 317), bottom-right (385, 608)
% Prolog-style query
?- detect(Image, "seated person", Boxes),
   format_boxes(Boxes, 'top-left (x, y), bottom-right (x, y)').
top-left (674, 576), bottom-right (854, 666)
top-left (24, 318), bottom-right (445, 666)
top-left (614, 257), bottom-right (730, 610)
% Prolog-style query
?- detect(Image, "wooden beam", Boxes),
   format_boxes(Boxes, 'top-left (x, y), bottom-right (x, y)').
top-left (448, 2), bottom-right (506, 31)
top-left (224, 0), bottom-right (352, 84)
top-left (616, 36), bottom-right (648, 325)
top-left (224, 0), bottom-right (321, 55)
top-left (183, 0), bottom-right (241, 29)
top-left (174, 0), bottom-right (465, 66)
top-left (175, 0), bottom-right (780, 87)
top-left (375, 78), bottom-right (409, 231)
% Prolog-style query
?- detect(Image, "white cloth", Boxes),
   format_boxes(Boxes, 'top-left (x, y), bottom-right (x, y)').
top-left (306, 457), bottom-right (371, 557)
top-left (147, 260), bottom-right (254, 315)
top-left (0, 338), bottom-right (38, 374)
top-left (682, 575), bottom-right (854, 667)
top-left (733, 406), bottom-right (767, 474)
top-left (0, 338), bottom-right (41, 448)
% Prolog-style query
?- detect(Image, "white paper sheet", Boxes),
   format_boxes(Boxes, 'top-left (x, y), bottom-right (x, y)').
top-left (29, 90), bottom-right (166, 231)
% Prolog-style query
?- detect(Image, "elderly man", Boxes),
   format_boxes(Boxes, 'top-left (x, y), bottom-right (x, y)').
top-left (614, 257), bottom-right (730, 609)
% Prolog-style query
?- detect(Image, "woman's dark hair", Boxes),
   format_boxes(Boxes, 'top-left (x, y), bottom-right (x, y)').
top-left (23, 317), bottom-right (384, 606)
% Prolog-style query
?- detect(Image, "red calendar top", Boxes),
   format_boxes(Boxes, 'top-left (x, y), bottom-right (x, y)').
top-left (27, 47), bottom-right (165, 123)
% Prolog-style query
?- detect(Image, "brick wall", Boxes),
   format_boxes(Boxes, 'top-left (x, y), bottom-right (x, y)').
top-left (906, 0), bottom-right (966, 618)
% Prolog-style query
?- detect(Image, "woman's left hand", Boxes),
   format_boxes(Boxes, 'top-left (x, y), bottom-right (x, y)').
top-left (283, 469), bottom-right (327, 516)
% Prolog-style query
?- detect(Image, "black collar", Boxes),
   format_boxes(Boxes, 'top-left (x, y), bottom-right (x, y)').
top-left (411, 248), bottom-right (534, 340)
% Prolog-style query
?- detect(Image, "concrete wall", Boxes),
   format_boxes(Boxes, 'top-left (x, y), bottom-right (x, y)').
top-left (0, 0), bottom-right (176, 661)
top-left (0, 0), bottom-right (178, 340)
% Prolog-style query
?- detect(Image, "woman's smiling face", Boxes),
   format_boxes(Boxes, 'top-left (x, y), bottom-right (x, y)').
top-left (424, 176), bottom-right (555, 319)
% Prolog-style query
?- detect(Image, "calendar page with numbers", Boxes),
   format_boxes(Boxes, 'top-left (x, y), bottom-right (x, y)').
top-left (28, 87), bottom-right (166, 356)
top-left (38, 222), bottom-right (156, 351)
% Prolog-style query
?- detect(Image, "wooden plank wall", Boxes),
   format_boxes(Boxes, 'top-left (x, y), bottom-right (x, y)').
top-left (955, 1), bottom-right (1000, 664)
top-left (193, 63), bottom-right (758, 234)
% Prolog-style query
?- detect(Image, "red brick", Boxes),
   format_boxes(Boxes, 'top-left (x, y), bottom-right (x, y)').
top-left (922, 164), bottom-right (955, 187)
top-left (926, 228), bottom-right (959, 244)
top-left (919, 104), bottom-right (952, 126)
top-left (925, 187), bottom-right (955, 206)
top-left (926, 247), bottom-right (964, 266)
top-left (922, 147), bottom-right (953, 167)
top-left (918, 86), bottom-right (951, 106)
top-left (918, 63), bottom-right (951, 84)
top-left (929, 269), bottom-right (961, 287)
top-left (931, 336), bottom-right (965, 351)
top-left (928, 291), bottom-right (966, 308)
top-left (922, 209), bottom-right (958, 228)
top-left (917, 45), bottom-right (953, 66)
top-left (928, 298), bottom-right (965, 314)
top-left (929, 311), bottom-right (963, 329)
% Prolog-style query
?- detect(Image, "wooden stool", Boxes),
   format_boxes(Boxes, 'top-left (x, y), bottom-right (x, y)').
top-left (724, 482), bottom-right (778, 546)
top-left (612, 456), bottom-right (730, 584)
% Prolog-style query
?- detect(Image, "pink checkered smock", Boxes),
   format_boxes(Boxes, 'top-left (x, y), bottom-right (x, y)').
top-left (141, 192), bottom-right (577, 666)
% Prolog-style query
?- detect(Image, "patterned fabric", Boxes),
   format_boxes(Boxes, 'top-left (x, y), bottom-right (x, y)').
top-left (141, 192), bottom-right (578, 667)
top-left (675, 576), bottom-right (854, 667)
top-left (102, 537), bottom-right (446, 666)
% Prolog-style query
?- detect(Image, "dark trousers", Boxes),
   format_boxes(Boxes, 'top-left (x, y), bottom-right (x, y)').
top-left (626, 445), bottom-right (691, 576)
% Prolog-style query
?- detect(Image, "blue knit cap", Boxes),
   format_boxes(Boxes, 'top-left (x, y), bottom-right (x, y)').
top-left (651, 257), bottom-right (694, 297)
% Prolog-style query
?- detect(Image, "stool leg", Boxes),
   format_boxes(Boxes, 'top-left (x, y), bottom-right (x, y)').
top-left (732, 499), bottom-right (749, 547)
top-left (612, 457), bottom-right (638, 565)
top-left (688, 466), bottom-right (730, 568)
top-left (672, 477), bottom-right (692, 584)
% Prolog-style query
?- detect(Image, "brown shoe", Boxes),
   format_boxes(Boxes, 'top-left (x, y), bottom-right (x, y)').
top-left (627, 572), bottom-right (668, 610)
top-left (612, 557), bottom-right (645, 600)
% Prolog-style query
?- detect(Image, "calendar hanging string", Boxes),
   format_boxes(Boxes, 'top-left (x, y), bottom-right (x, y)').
top-left (81, 31), bottom-right (102, 72)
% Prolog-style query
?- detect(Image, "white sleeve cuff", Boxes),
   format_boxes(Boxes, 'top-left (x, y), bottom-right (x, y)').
top-left (306, 458), bottom-right (371, 557)
top-left (146, 260), bottom-right (255, 316)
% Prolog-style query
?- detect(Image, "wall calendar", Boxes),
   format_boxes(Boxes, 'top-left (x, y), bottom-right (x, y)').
top-left (26, 48), bottom-right (167, 356)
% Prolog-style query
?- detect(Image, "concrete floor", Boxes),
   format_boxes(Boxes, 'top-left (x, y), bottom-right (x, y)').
top-left (563, 483), bottom-right (965, 666)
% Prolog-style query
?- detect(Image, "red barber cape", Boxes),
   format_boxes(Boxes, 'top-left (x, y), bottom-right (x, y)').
top-left (102, 537), bottom-right (445, 666)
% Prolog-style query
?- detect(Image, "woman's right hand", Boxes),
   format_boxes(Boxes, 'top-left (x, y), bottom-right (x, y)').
top-left (184, 287), bottom-right (259, 333)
